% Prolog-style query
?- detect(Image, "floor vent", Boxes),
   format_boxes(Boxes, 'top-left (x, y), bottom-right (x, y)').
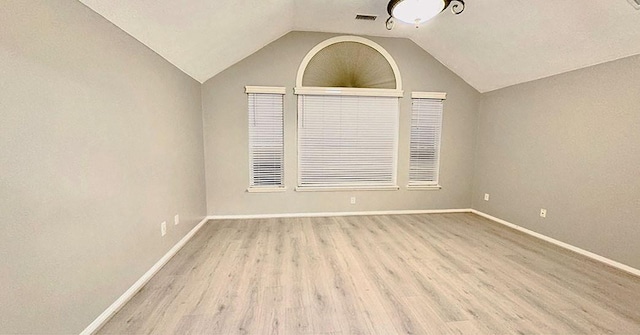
top-left (355, 14), bottom-right (377, 21)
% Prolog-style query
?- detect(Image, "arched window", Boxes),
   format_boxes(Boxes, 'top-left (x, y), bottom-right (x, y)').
top-left (295, 36), bottom-right (403, 190)
top-left (297, 36), bottom-right (402, 91)
top-left (296, 35), bottom-right (403, 94)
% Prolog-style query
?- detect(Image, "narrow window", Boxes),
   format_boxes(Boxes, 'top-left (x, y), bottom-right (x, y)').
top-left (246, 86), bottom-right (285, 191)
top-left (408, 92), bottom-right (446, 188)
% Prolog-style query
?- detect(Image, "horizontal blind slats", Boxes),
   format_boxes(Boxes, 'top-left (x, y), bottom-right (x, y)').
top-left (248, 92), bottom-right (284, 187)
top-left (409, 98), bottom-right (443, 186)
top-left (298, 95), bottom-right (398, 187)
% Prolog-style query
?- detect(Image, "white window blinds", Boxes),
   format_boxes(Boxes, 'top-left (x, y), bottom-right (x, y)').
top-left (247, 87), bottom-right (285, 189)
top-left (409, 93), bottom-right (445, 187)
top-left (297, 95), bottom-right (399, 189)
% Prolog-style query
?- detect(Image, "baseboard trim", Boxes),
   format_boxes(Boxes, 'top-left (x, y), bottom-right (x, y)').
top-left (471, 210), bottom-right (640, 278)
top-left (80, 216), bottom-right (210, 335)
top-left (208, 208), bottom-right (472, 220)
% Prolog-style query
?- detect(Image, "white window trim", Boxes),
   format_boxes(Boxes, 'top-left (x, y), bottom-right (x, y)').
top-left (295, 185), bottom-right (400, 192)
top-left (246, 186), bottom-right (287, 193)
top-left (411, 91), bottom-right (447, 99)
top-left (245, 86), bottom-right (286, 94)
top-left (294, 87), bottom-right (403, 97)
top-left (406, 184), bottom-right (442, 190)
top-left (246, 86), bottom-right (286, 193)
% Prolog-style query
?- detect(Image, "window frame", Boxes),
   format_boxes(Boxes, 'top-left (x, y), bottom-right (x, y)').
top-left (407, 91), bottom-right (446, 190)
top-left (295, 90), bottom-right (402, 191)
top-left (293, 36), bottom-right (404, 192)
top-left (245, 86), bottom-right (286, 193)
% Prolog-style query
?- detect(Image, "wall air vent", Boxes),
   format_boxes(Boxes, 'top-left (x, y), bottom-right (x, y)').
top-left (355, 14), bottom-right (378, 21)
top-left (629, 0), bottom-right (640, 10)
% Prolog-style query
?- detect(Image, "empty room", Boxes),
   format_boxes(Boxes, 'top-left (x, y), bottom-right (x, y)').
top-left (2, 0), bottom-right (640, 334)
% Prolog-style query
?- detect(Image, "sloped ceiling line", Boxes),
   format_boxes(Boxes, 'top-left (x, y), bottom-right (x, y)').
top-left (79, 0), bottom-right (640, 92)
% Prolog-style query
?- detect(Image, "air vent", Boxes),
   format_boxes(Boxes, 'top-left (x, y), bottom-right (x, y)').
top-left (629, 0), bottom-right (640, 10)
top-left (355, 14), bottom-right (378, 21)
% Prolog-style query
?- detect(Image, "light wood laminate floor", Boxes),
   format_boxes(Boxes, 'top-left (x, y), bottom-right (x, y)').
top-left (98, 213), bottom-right (640, 334)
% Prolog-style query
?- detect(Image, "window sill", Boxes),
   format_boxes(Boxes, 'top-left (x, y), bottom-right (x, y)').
top-left (295, 185), bottom-right (400, 192)
top-left (246, 187), bottom-right (287, 193)
top-left (406, 184), bottom-right (442, 190)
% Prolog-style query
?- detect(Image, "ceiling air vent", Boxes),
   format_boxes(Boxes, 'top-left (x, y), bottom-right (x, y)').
top-left (629, 0), bottom-right (640, 10)
top-left (355, 14), bottom-right (378, 21)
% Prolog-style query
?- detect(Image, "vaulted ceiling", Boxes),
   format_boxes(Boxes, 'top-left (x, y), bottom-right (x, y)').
top-left (79, 0), bottom-right (640, 92)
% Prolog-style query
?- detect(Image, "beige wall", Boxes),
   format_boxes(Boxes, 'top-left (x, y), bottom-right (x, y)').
top-left (202, 31), bottom-right (481, 215)
top-left (5, 2), bottom-right (639, 331)
top-left (472, 54), bottom-right (640, 269)
top-left (0, 1), bottom-right (207, 333)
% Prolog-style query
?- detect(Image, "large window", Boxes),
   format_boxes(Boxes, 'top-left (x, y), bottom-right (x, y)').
top-left (297, 93), bottom-right (399, 190)
top-left (408, 92), bottom-right (446, 188)
top-left (294, 36), bottom-right (403, 191)
top-left (246, 86), bottom-right (285, 191)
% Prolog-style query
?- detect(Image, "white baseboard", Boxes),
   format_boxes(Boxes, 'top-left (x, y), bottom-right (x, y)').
top-left (80, 216), bottom-right (210, 335)
top-left (471, 210), bottom-right (640, 278)
top-left (209, 208), bottom-right (472, 220)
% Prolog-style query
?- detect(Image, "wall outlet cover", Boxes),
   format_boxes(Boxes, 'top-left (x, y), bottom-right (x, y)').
top-left (174, 214), bottom-right (180, 225)
top-left (161, 221), bottom-right (167, 236)
top-left (540, 209), bottom-right (547, 218)
top-left (484, 193), bottom-right (490, 201)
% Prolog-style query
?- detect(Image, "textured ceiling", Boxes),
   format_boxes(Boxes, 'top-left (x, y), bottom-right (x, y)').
top-left (79, 0), bottom-right (640, 92)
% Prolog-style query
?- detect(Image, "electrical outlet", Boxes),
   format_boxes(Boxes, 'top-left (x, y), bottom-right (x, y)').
top-left (350, 196), bottom-right (356, 205)
top-left (540, 209), bottom-right (547, 218)
top-left (161, 221), bottom-right (167, 236)
top-left (484, 193), bottom-right (490, 201)
top-left (174, 214), bottom-right (180, 225)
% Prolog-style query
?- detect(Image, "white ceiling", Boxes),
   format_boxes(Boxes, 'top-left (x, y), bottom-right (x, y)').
top-left (79, 0), bottom-right (640, 92)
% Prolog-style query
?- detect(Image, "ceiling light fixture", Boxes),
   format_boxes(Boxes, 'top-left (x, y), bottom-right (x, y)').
top-left (386, 0), bottom-right (465, 30)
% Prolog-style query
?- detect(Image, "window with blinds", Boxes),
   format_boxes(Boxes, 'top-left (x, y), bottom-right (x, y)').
top-left (246, 86), bottom-right (285, 191)
top-left (297, 94), bottom-right (399, 189)
top-left (408, 92), bottom-right (446, 188)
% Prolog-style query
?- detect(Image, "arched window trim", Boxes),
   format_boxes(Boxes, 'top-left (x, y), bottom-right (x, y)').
top-left (294, 36), bottom-right (403, 97)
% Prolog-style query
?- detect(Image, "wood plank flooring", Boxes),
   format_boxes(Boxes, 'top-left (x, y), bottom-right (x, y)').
top-left (97, 213), bottom-right (640, 334)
